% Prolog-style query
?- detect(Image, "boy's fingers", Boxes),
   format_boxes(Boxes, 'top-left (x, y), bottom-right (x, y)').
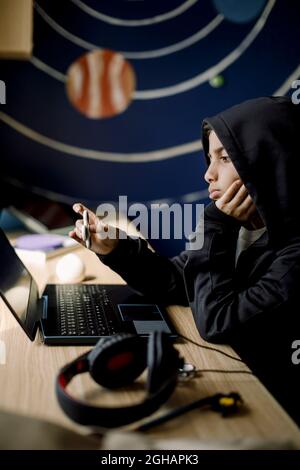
top-left (95, 219), bottom-right (112, 233)
top-left (75, 217), bottom-right (111, 236)
top-left (73, 203), bottom-right (85, 214)
top-left (75, 219), bottom-right (83, 230)
top-left (73, 203), bottom-right (96, 222)
top-left (228, 184), bottom-right (249, 208)
top-left (69, 230), bottom-right (84, 246)
top-left (95, 223), bottom-right (121, 241)
top-left (75, 226), bottom-right (84, 240)
top-left (221, 180), bottom-right (243, 204)
top-left (75, 219), bottom-right (92, 240)
top-left (239, 194), bottom-right (253, 211)
top-left (100, 221), bottom-right (109, 232)
top-left (245, 203), bottom-right (257, 218)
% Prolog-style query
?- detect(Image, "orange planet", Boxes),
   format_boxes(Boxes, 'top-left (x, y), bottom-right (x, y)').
top-left (66, 49), bottom-right (136, 119)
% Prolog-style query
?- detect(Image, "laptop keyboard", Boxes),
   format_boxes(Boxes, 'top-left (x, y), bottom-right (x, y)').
top-left (56, 285), bottom-right (120, 336)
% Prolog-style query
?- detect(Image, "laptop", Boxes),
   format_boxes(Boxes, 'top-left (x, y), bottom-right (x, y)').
top-left (0, 229), bottom-right (177, 345)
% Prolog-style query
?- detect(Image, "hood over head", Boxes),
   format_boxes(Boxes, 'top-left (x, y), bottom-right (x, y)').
top-left (202, 96), bottom-right (300, 246)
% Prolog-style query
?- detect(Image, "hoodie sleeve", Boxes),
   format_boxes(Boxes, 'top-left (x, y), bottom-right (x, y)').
top-left (186, 203), bottom-right (300, 343)
top-left (97, 202), bottom-right (241, 310)
top-left (97, 230), bottom-right (189, 305)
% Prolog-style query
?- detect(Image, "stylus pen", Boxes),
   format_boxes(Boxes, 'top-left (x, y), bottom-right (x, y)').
top-left (82, 210), bottom-right (91, 249)
top-left (136, 396), bottom-right (214, 432)
top-left (136, 392), bottom-right (241, 432)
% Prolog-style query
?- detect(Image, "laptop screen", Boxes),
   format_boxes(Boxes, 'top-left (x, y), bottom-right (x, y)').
top-left (0, 229), bottom-right (40, 340)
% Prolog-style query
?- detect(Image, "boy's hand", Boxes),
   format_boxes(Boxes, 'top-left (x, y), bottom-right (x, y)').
top-left (216, 180), bottom-right (262, 228)
top-left (69, 203), bottom-right (120, 255)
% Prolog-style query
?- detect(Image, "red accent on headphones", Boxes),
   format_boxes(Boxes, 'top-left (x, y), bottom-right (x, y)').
top-left (59, 375), bottom-right (67, 388)
top-left (106, 351), bottom-right (135, 371)
top-left (77, 360), bottom-right (87, 372)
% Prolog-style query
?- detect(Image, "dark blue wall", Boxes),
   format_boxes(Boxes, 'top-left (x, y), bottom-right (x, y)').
top-left (0, 0), bottom-right (299, 255)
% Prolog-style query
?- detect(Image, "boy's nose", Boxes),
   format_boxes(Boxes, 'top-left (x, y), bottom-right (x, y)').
top-left (204, 164), bottom-right (218, 184)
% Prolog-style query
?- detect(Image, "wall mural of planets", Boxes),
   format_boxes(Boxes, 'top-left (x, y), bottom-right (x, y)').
top-left (66, 49), bottom-right (136, 119)
top-left (0, 0), bottom-right (300, 255)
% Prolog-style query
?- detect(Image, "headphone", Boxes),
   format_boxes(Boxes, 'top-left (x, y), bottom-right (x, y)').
top-left (56, 331), bottom-right (184, 428)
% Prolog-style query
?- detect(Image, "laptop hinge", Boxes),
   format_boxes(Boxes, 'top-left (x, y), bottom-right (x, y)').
top-left (39, 295), bottom-right (48, 320)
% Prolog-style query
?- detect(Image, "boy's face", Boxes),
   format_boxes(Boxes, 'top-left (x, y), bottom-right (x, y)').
top-left (204, 131), bottom-right (240, 200)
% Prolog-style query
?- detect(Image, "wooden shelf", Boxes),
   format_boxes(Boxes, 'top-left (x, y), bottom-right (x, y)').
top-left (0, 0), bottom-right (33, 59)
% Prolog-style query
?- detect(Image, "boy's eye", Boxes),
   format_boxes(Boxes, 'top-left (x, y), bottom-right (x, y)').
top-left (220, 155), bottom-right (230, 162)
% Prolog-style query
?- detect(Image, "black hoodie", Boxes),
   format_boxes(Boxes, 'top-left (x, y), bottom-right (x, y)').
top-left (98, 96), bottom-right (300, 424)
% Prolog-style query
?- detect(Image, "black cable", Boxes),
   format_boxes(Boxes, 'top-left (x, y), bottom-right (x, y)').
top-left (136, 392), bottom-right (243, 432)
top-left (136, 395), bottom-right (215, 432)
top-left (178, 333), bottom-right (244, 362)
top-left (194, 368), bottom-right (253, 375)
top-left (134, 335), bottom-right (252, 433)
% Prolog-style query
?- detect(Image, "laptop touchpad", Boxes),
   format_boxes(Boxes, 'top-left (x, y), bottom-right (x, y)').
top-left (117, 304), bottom-right (171, 334)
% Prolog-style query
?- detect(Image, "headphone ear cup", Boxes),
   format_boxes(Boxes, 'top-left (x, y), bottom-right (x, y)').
top-left (146, 331), bottom-right (182, 395)
top-left (88, 333), bottom-right (147, 389)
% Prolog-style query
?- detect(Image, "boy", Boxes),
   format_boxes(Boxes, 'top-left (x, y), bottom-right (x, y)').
top-left (70, 96), bottom-right (300, 425)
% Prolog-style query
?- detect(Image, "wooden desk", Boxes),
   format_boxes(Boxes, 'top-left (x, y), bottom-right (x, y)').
top-left (0, 242), bottom-right (300, 448)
